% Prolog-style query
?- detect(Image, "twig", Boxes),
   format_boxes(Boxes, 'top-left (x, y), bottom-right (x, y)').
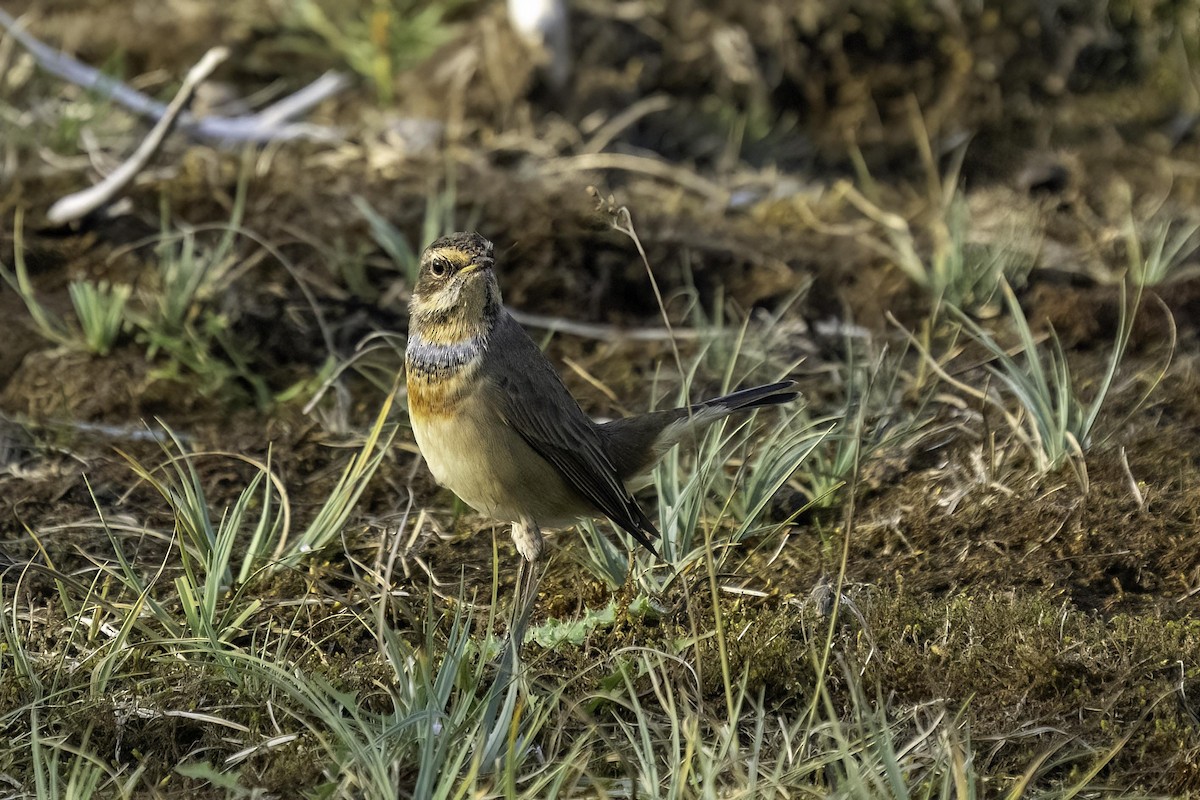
top-left (249, 71), bottom-right (347, 128)
top-left (583, 94), bottom-right (673, 154)
top-left (508, 308), bottom-right (707, 342)
top-left (0, 8), bottom-right (347, 144)
top-left (541, 153), bottom-right (729, 204)
top-left (0, 8), bottom-right (170, 118)
top-left (47, 46), bottom-right (229, 224)
top-left (1117, 446), bottom-right (1145, 512)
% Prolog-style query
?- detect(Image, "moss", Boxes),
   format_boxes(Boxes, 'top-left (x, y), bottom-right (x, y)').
top-left (844, 589), bottom-right (1200, 792)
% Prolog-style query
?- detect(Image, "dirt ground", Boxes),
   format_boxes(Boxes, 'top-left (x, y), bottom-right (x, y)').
top-left (3, 0), bottom-right (1200, 794)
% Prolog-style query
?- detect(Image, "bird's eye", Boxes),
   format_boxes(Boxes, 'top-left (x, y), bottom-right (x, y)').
top-left (429, 259), bottom-right (449, 278)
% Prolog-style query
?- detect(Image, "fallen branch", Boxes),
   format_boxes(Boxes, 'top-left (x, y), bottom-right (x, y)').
top-left (541, 153), bottom-right (729, 204)
top-left (508, 308), bottom-right (707, 341)
top-left (47, 47), bottom-right (228, 224)
top-left (0, 8), bottom-right (347, 144)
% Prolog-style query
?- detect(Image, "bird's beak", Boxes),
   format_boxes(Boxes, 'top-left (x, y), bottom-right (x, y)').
top-left (460, 260), bottom-right (493, 275)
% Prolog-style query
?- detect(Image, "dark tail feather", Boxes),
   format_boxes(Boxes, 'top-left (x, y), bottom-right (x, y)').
top-left (695, 380), bottom-right (800, 414)
top-left (624, 515), bottom-right (661, 559)
top-left (602, 379), bottom-right (800, 487)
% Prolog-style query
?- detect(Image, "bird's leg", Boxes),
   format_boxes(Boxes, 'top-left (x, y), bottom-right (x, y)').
top-left (512, 518), bottom-right (544, 563)
top-left (508, 519), bottom-right (544, 655)
top-left (478, 521), bottom-right (545, 771)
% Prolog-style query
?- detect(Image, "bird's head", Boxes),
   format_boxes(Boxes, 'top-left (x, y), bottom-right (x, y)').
top-left (409, 232), bottom-right (502, 342)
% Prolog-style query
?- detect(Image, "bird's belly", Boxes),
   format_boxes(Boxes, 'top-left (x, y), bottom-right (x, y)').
top-left (411, 396), bottom-right (587, 526)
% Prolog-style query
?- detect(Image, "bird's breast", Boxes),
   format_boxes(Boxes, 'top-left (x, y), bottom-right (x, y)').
top-left (406, 332), bottom-right (486, 418)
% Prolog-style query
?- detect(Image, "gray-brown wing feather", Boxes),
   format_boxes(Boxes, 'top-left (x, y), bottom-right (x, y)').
top-left (482, 314), bottom-right (659, 553)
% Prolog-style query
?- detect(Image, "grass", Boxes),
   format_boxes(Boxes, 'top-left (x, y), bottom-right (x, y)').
top-left (0, 212), bottom-right (131, 357)
top-left (127, 156), bottom-right (282, 405)
top-left (1128, 216), bottom-right (1200, 287)
top-left (9, 535), bottom-right (1167, 797)
top-left (290, 0), bottom-right (468, 103)
top-left (68, 280), bottom-right (131, 356)
top-left (843, 134), bottom-right (1035, 317)
top-left (0, 210), bottom-right (86, 352)
top-left (0, 159), bottom-right (283, 404)
top-left (800, 337), bottom-right (928, 509)
top-left (920, 277), bottom-right (1170, 488)
top-left (0, 175), bottom-right (1185, 800)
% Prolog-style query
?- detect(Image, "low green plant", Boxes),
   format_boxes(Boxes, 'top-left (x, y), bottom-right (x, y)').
top-left (0, 170), bottom-right (278, 397)
top-left (2, 473), bottom-right (1150, 798)
top-left (844, 128), bottom-right (1035, 316)
top-left (937, 280), bottom-right (1165, 486)
top-left (800, 341), bottom-right (925, 509)
top-left (125, 152), bottom-right (312, 406)
top-left (573, 205), bottom-right (826, 595)
top-left (27, 722), bottom-right (134, 800)
top-left (1, 571), bottom-right (148, 798)
top-left (353, 195), bottom-right (420, 283)
top-left (278, 384), bottom-right (399, 567)
top-left (157, 569), bottom-right (559, 799)
top-left (0, 214), bottom-right (69, 347)
top-left (291, 0), bottom-right (467, 103)
top-left (570, 370), bottom-right (826, 595)
top-left (143, 226), bottom-right (236, 337)
top-left (75, 389), bottom-right (394, 673)
top-left (1128, 216), bottom-right (1200, 286)
top-left (0, 210), bottom-right (132, 356)
top-left (84, 444), bottom-right (279, 678)
top-left (68, 279), bottom-right (131, 355)
top-left (848, 184), bottom-right (1035, 315)
top-left (578, 643), bottom-right (1135, 798)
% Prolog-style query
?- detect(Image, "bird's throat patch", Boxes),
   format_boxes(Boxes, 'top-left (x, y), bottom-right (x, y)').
top-left (406, 333), bottom-right (485, 417)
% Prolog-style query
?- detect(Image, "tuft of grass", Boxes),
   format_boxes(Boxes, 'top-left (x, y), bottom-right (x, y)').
top-left (947, 280), bottom-right (1149, 484)
top-left (131, 169), bottom-right (253, 395)
top-left (68, 279), bottom-right (132, 356)
top-left (843, 117), bottom-right (1036, 317)
top-left (570, 205), bottom-right (826, 594)
top-left (277, 381), bottom-right (399, 567)
top-left (0, 210), bottom-right (100, 353)
top-left (1, 212), bottom-right (134, 357)
top-left (173, 593), bottom-right (546, 798)
top-left (799, 339), bottom-right (927, 509)
top-left (1127, 215), bottom-right (1200, 286)
top-left (570, 346), bottom-right (826, 593)
top-left (291, 0), bottom-right (467, 103)
top-left (845, 183), bottom-right (1035, 316)
top-left (82, 440), bottom-right (282, 688)
top-left (123, 149), bottom-right (327, 407)
top-left (4, 462), bottom-right (1166, 797)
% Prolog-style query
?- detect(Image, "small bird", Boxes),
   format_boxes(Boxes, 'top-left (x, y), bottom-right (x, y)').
top-left (405, 232), bottom-right (797, 632)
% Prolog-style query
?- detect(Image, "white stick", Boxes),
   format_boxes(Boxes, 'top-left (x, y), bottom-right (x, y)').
top-left (46, 47), bottom-right (229, 224)
top-left (0, 8), bottom-right (347, 143)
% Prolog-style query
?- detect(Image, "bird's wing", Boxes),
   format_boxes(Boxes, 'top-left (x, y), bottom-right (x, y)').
top-left (483, 314), bottom-right (660, 554)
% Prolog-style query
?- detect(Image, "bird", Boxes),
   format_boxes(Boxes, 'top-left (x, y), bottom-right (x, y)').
top-left (405, 231), bottom-right (798, 642)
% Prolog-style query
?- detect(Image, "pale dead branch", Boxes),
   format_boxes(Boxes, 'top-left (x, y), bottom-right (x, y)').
top-left (0, 8), bottom-right (347, 144)
top-left (46, 47), bottom-right (229, 224)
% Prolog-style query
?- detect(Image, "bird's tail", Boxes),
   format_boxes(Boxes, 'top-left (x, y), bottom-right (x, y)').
top-left (601, 380), bottom-right (800, 480)
top-left (663, 380), bottom-right (800, 446)
top-left (693, 380), bottom-right (800, 416)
